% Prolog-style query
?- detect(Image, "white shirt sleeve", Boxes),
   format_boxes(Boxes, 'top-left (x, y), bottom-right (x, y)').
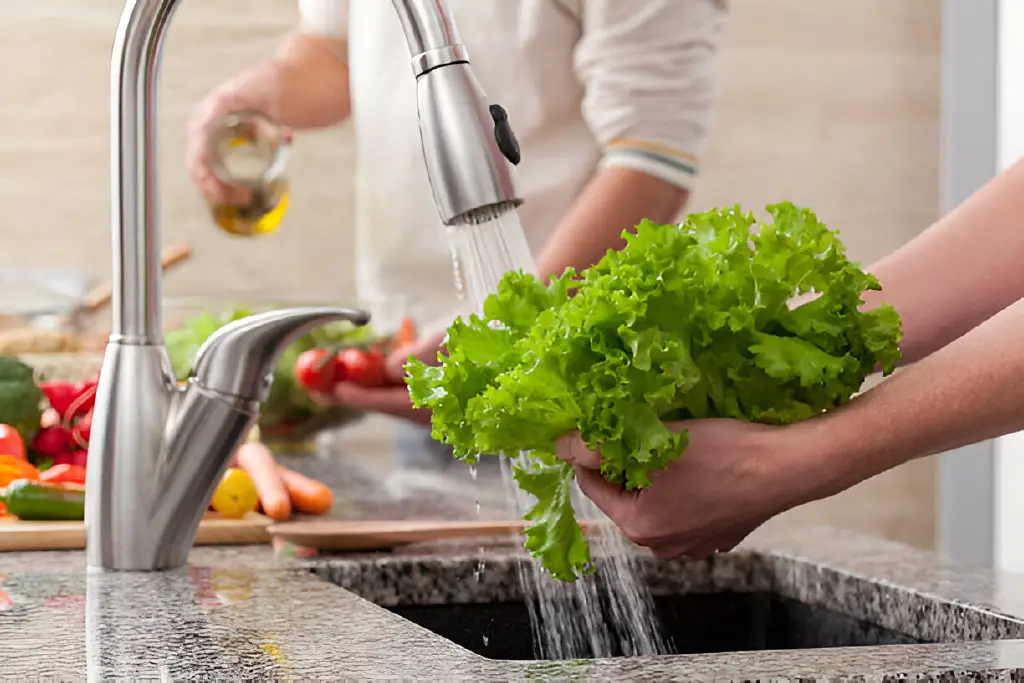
top-left (297, 0), bottom-right (349, 39)
top-left (573, 0), bottom-right (728, 190)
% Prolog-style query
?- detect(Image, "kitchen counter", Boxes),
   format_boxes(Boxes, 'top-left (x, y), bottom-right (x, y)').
top-left (4, 528), bottom-right (1024, 680)
top-left (0, 421), bottom-right (1020, 680)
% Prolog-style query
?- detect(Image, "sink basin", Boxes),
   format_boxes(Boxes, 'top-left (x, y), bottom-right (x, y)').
top-left (388, 591), bottom-right (923, 661)
top-left (312, 542), bottom-right (1024, 663)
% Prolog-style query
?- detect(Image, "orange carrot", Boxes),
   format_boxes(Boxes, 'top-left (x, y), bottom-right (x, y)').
top-left (394, 317), bottom-right (417, 348)
top-left (278, 465), bottom-right (334, 515)
top-left (235, 443), bottom-right (292, 521)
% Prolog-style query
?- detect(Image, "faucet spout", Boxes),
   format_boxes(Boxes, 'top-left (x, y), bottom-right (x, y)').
top-left (391, 0), bottom-right (524, 225)
top-left (192, 307), bottom-right (371, 402)
top-left (110, 0), bottom-right (183, 343)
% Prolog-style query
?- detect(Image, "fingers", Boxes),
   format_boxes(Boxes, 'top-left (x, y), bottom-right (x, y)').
top-left (572, 465), bottom-right (630, 520)
top-left (648, 529), bottom-right (752, 560)
top-left (318, 382), bottom-right (431, 425)
top-left (556, 433), bottom-right (601, 470)
top-left (185, 89), bottom-right (253, 206)
top-left (186, 106), bottom-right (228, 204)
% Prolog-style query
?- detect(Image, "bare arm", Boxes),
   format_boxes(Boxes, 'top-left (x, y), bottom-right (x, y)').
top-left (188, 0), bottom-right (352, 203)
top-left (187, 33), bottom-right (350, 204)
top-left (554, 294), bottom-right (1024, 559)
top-left (780, 294), bottom-right (1024, 512)
top-left (775, 160), bottom-right (1024, 507)
top-left (535, 0), bottom-right (727, 278)
top-left (863, 158), bottom-right (1024, 365)
top-left (195, 32), bottom-right (351, 132)
top-left (535, 168), bottom-right (688, 277)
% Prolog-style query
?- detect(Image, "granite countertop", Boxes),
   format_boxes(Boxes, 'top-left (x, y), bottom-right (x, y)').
top-left (2, 434), bottom-right (1024, 679)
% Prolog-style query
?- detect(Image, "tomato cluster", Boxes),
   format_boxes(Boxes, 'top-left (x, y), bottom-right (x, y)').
top-left (293, 317), bottom-right (416, 394)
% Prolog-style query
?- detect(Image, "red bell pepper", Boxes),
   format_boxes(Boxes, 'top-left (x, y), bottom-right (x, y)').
top-left (38, 382), bottom-right (79, 420)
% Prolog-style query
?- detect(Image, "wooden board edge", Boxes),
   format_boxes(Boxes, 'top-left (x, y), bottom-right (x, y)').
top-left (0, 512), bottom-right (274, 552)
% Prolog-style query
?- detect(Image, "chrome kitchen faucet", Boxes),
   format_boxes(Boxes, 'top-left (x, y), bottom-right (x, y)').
top-left (88, 0), bottom-right (523, 570)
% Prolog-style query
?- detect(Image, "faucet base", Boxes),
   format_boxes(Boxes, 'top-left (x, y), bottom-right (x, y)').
top-left (86, 342), bottom-right (260, 571)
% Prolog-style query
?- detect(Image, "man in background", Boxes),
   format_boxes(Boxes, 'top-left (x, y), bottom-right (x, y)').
top-left (188, 0), bottom-right (727, 473)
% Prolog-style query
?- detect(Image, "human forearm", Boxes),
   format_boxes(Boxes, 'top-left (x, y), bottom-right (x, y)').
top-left (534, 168), bottom-right (689, 279)
top-left (862, 158), bottom-right (1024, 365)
top-left (775, 296), bottom-right (1024, 510)
top-left (214, 32), bottom-right (351, 130)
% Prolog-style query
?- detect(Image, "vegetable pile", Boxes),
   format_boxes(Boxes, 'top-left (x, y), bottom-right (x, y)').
top-left (0, 350), bottom-right (339, 523)
top-left (0, 357), bottom-right (94, 521)
top-left (225, 437), bottom-right (335, 521)
top-left (406, 202), bottom-right (904, 581)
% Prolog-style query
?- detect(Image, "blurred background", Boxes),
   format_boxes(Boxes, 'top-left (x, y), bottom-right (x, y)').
top-left (0, 2), bottom-right (943, 553)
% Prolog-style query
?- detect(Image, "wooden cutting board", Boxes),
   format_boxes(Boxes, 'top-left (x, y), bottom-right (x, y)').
top-left (266, 519), bottom-right (529, 552)
top-left (0, 511), bottom-right (272, 552)
top-left (267, 519), bottom-right (602, 552)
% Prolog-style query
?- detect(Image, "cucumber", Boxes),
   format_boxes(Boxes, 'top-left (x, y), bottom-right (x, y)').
top-left (3, 479), bottom-right (85, 521)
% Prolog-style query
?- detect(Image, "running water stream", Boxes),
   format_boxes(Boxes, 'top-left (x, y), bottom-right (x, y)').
top-left (446, 211), bottom-right (670, 659)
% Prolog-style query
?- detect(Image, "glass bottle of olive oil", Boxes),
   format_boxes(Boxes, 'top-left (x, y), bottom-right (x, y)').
top-left (207, 111), bottom-right (292, 237)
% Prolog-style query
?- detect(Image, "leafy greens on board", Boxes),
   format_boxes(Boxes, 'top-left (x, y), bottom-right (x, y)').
top-left (405, 202), bottom-right (903, 582)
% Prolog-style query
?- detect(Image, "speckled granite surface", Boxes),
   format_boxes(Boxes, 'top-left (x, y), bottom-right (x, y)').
top-left (0, 446), bottom-right (1022, 679)
top-left (4, 534), bottom-right (1024, 681)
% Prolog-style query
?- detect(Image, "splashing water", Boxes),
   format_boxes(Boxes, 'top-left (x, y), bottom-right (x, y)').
top-left (500, 453), bottom-right (670, 659)
top-left (446, 211), bottom-right (669, 659)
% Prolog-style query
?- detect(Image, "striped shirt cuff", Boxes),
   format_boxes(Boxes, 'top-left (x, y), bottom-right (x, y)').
top-left (601, 137), bottom-right (700, 190)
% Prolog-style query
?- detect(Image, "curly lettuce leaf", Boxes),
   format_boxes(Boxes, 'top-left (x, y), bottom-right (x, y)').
top-left (512, 452), bottom-right (592, 582)
top-left (406, 202), bottom-right (903, 581)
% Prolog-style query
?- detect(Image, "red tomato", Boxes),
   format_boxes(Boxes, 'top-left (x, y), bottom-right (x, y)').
top-left (337, 348), bottom-right (387, 388)
top-left (294, 348), bottom-right (344, 394)
top-left (0, 425), bottom-right (26, 461)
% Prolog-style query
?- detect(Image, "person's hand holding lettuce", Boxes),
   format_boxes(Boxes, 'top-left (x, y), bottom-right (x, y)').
top-left (406, 202), bottom-right (903, 581)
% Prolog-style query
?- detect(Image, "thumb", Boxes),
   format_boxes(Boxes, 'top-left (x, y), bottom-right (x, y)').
top-left (385, 331), bottom-right (445, 380)
top-left (384, 346), bottom-right (413, 383)
top-left (555, 433), bottom-right (601, 470)
top-left (573, 466), bottom-right (631, 522)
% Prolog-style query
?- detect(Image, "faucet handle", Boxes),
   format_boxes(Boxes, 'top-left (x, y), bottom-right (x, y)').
top-left (191, 307), bottom-right (371, 401)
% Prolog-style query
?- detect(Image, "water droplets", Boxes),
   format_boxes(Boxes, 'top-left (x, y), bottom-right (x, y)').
top-left (445, 212), bottom-right (666, 658)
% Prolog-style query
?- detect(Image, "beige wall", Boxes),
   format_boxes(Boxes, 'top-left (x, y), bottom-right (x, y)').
top-left (700, 0), bottom-right (941, 550)
top-left (2, 1), bottom-right (941, 548)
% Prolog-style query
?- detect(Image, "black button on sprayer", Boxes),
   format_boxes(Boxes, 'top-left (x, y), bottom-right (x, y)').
top-left (489, 104), bottom-right (522, 166)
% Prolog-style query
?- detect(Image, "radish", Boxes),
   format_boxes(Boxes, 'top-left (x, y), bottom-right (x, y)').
top-left (31, 426), bottom-right (73, 458)
top-left (70, 451), bottom-right (88, 468)
top-left (51, 452), bottom-right (75, 467)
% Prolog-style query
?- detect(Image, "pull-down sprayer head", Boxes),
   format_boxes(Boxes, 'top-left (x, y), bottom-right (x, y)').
top-left (391, 0), bottom-right (524, 226)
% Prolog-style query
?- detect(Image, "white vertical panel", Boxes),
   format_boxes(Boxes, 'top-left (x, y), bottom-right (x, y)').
top-left (993, 0), bottom-right (1024, 572)
top-left (938, 0), bottom-right (999, 568)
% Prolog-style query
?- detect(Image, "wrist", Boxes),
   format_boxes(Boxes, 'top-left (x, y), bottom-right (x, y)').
top-left (216, 61), bottom-right (285, 120)
top-left (757, 415), bottom-right (863, 514)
